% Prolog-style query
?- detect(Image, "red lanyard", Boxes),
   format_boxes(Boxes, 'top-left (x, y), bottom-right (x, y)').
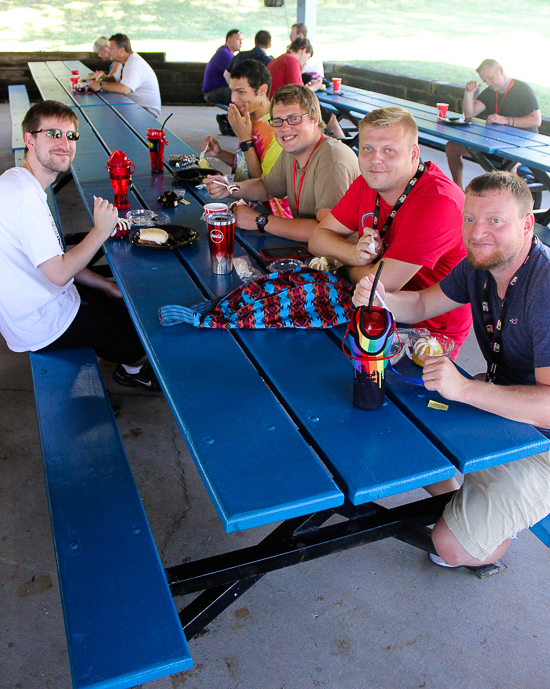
top-left (293, 134), bottom-right (324, 216)
top-left (495, 79), bottom-right (514, 114)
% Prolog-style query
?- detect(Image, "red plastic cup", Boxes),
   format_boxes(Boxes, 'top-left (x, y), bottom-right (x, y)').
top-left (106, 151), bottom-right (135, 210)
top-left (70, 76), bottom-right (79, 92)
top-left (71, 69), bottom-right (79, 75)
top-left (147, 128), bottom-right (168, 173)
top-left (202, 202), bottom-right (229, 219)
top-left (332, 77), bottom-right (342, 93)
top-left (206, 212), bottom-right (235, 274)
top-left (437, 103), bottom-right (449, 119)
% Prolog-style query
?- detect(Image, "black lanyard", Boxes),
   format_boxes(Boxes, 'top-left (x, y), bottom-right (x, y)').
top-left (372, 161), bottom-right (426, 250)
top-left (482, 235), bottom-right (537, 382)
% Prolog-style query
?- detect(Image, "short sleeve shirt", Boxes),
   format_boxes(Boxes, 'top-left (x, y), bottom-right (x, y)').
top-left (477, 80), bottom-right (540, 131)
top-left (0, 167), bottom-right (80, 352)
top-left (227, 47), bottom-right (272, 72)
top-left (261, 137), bottom-right (360, 219)
top-left (331, 162), bottom-right (472, 347)
top-left (267, 52), bottom-right (302, 97)
top-left (116, 52), bottom-right (161, 118)
top-left (440, 240), bottom-right (550, 386)
top-left (202, 46), bottom-right (233, 92)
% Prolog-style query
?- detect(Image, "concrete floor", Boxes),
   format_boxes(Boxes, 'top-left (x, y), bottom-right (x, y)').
top-left (2, 103), bottom-right (550, 689)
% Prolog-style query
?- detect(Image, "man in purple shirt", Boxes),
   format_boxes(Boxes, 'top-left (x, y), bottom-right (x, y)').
top-left (202, 29), bottom-right (243, 105)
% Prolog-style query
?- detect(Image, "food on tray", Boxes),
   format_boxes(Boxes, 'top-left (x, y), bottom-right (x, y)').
top-left (199, 157), bottom-right (212, 169)
top-left (138, 227), bottom-right (170, 245)
top-left (412, 336), bottom-right (444, 367)
top-left (308, 256), bottom-right (330, 271)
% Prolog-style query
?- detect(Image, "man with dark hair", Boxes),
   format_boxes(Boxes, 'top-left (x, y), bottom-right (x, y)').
top-left (267, 37), bottom-right (314, 97)
top-left (353, 171), bottom-right (550, 569)
top-left (205, 84), bottom-right (359, 241)
top-left (446, 59), bottom-right (541, 189)
top-left (310, 106), bottom-right (472, 351)
top-left (223, 30), bottom-right (272, 82)
top-left (0, 100), bottom-right (159, 390)
top-left (202, 60), bottom-right (290, 218)
top-left (202, 29), bottom-right (243, 106)
top-left (88, 33), bottom-right (161, 118)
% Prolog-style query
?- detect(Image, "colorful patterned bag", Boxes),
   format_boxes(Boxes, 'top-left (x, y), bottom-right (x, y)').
top-left (159, 267), bottom-right (354, 329)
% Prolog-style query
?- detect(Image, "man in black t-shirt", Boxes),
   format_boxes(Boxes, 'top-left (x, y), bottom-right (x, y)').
top-left (446, 59), bottom-right (542, 189)
top-left (352, 171), bottom-right (550, 570)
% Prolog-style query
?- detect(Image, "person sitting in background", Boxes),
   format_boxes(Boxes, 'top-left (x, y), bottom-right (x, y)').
top-left (202, 60), bottom-right (291, 218)
top-left (309, 106), bottom-right (472, 352)
top-left (446, 59), bottom-right (542, 190)
top-left (289, 22), bottom-right (324, 79)
top-left (268, 38), bottom-right (345, 139)
top-left (205, 84), bottom-right (359, 242)
top-left (88, 34), bottom-right (161, 118)
top-left (202, 29), bottom-right (243, 106)
top-left (91, 36), bottom-right (119, 80)
top-left (223, 30), bottom-right (273, 84)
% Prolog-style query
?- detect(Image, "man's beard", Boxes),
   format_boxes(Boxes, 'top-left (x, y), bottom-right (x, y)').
top-left (467, 245), bottom-right (520, 271)
top-left (35, 147), bottom-right (73, 174)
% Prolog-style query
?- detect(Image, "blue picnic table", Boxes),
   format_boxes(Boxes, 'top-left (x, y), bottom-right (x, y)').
top-left (28, 60), bottom-right (550, 688)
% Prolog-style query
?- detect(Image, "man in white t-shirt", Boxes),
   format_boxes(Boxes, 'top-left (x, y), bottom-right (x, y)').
top-left (89, 33), bottom-right (161, 118)
top-left (0, 100), bottom-right (160, 390)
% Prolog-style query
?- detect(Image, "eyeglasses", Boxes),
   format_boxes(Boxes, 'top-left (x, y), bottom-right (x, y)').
top-left (268, 114), bottom-right (309, 127)
top-left (29, 128), bottom-right (80, 141)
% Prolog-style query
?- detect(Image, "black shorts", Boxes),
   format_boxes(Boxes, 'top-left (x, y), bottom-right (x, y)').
top-left (39, 284), bottom-right (145, 364)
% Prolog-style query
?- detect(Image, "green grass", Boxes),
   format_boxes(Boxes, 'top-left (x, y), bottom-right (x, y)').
top-left (2, 0), bottom-right (549, 114)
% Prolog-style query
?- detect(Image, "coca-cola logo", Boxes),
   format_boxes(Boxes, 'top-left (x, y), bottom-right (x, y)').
top-left (210, 229), bottom-right (224, 244)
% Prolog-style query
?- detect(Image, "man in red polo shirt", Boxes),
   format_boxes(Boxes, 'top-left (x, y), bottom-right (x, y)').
top-left (309, 106), bottom-right (472, 351)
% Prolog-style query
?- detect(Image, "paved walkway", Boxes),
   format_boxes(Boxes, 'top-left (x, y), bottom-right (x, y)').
top-left (1, 103), bottom-right (549, 689)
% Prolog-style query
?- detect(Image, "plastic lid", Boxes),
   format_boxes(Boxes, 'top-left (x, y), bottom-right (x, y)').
top-left (106, 150), bottom-right (135, 169)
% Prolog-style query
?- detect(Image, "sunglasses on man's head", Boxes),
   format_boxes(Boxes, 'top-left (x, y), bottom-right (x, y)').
top-left (29, 128), bottom-right (80, 141)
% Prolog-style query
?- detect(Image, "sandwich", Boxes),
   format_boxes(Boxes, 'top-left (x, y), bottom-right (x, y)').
top-left (138, 227), bottom-right (170, 246)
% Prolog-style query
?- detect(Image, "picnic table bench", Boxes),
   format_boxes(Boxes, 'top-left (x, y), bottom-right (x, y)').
top-left (26, 60), bottom-right (550, 686)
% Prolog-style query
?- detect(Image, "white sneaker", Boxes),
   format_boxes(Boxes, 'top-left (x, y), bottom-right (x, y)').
top-left (429, 552), bottom-right (460, 568)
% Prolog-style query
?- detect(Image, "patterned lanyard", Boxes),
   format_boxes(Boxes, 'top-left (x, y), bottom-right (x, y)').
top-left (495, 79), bottom-right (514, 115)
top-left (372, 161), bottom-right (426, 242)
top-left (293, 134), bottom-right (324, 216)
top-left (482, 235), bottom-right (537, 382)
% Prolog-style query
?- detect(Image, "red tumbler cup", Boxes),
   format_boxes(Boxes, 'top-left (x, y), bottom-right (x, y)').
top-left (332, 77), bottom-right (342, 93)
top-left (70, 76), bottom-right (79, 92)
top-left (349, 307), bottom-right (393, 411)
top-left (106, 151), bottom-right (135, 210)
top-left (147, 128), bottom-right (168, 173)
top-left (206, 212), bottom-right (236, 274)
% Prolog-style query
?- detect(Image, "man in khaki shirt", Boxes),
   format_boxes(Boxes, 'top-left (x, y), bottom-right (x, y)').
top-left (205, 84), bottom-right (359, 242)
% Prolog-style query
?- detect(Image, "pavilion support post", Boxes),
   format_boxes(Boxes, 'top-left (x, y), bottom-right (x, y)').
top-left (297, 0), bottom-right (317, 43)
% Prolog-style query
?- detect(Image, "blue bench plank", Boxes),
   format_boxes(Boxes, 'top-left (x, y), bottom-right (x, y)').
top-left (30, 348), bottom-right (192, 688)
top-left (530, 515), bottom-right (550, 547)
top-left (386, 356), bottom-right (550, 473)
top-left (9, 85), bottom-right (30, 150)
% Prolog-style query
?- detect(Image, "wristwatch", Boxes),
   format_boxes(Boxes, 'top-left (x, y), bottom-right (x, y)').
top-left (255, 213), bottom-right (269, 233)
top-left (240, 139), bottom-right (254, 152)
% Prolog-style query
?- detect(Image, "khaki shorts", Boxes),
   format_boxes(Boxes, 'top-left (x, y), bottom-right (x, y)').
top-left (443, 450), bottom-right (550, 561)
